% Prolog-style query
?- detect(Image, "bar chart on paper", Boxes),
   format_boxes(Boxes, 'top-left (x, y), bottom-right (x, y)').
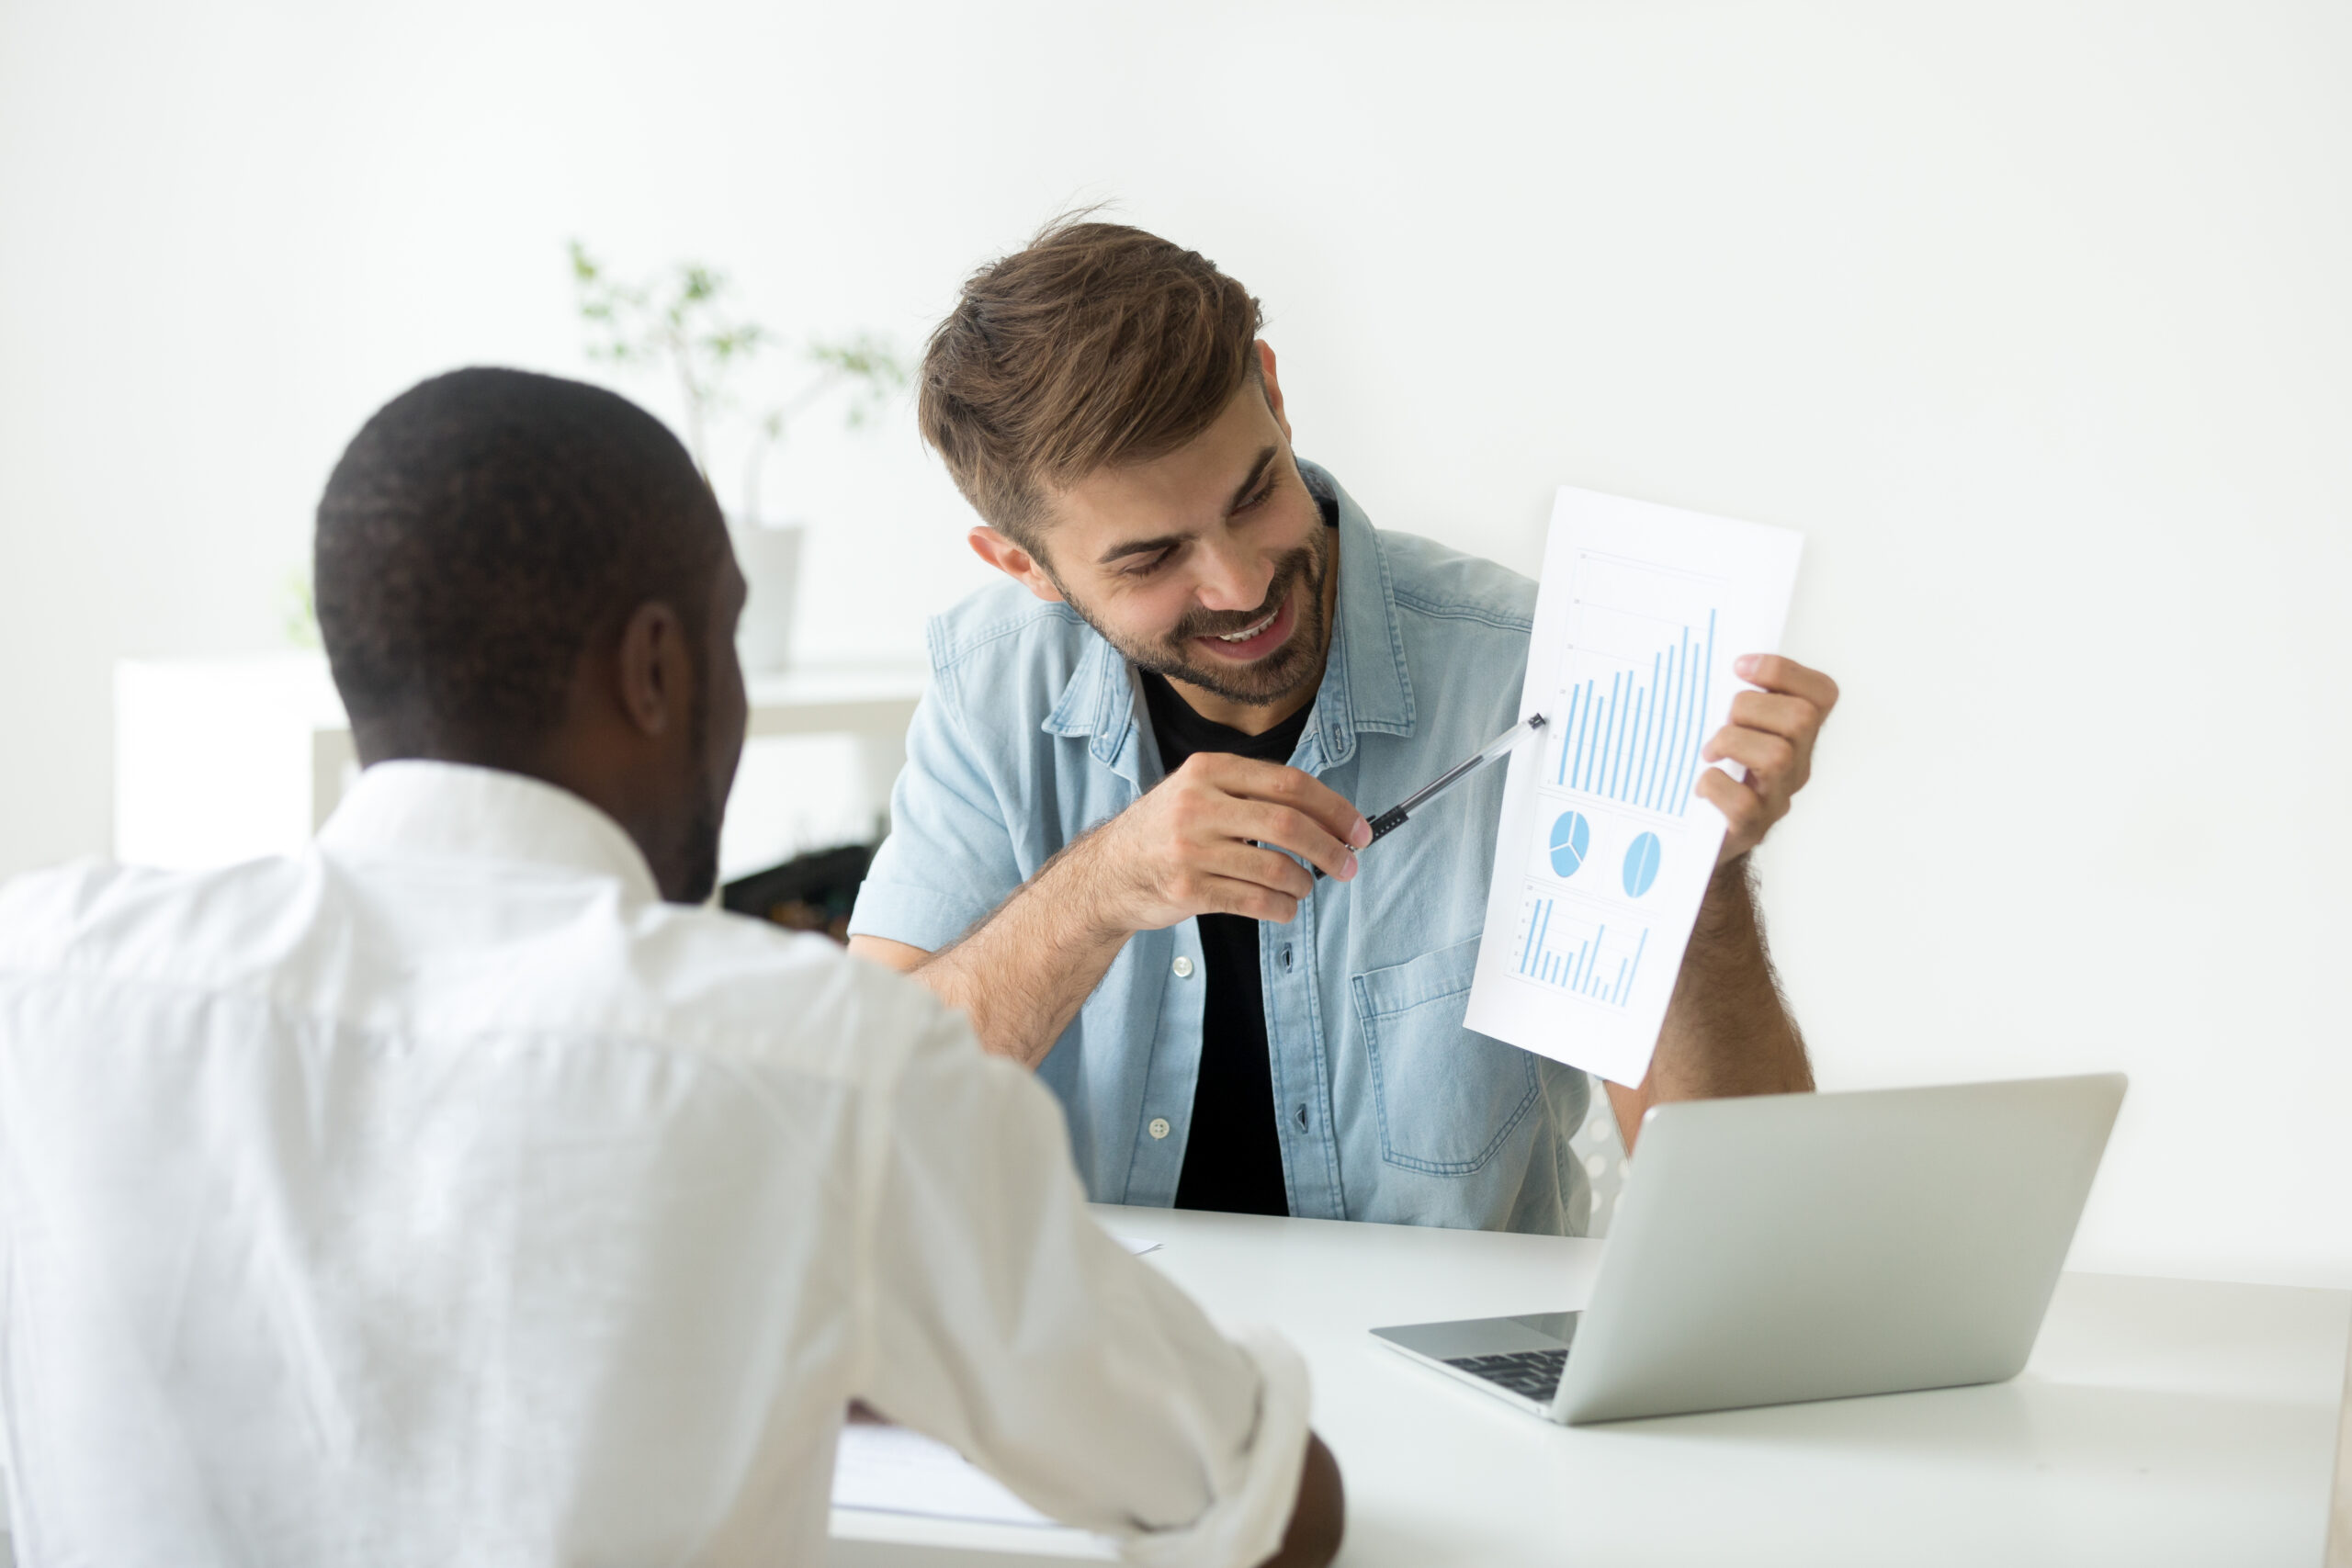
top-left (1467, 487), bottom-right (1803, 1087)
top-left (1513, 890), bottom-right (1650, 1005)
top-left (1544, 551), bottom-right (1727, 819)
top-left (1550, 609), bottom-right (1714, 816)
top-left (1503, 552), bottom-right (1733, 1013)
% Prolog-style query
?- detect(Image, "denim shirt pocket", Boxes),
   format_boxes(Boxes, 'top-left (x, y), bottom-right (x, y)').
top-left (1351, 936), bottom-right (1541, 1175)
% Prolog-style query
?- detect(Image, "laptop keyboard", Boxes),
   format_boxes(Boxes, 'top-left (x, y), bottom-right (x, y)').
top-left (1446, 1348), bottom-right (1567, 1403)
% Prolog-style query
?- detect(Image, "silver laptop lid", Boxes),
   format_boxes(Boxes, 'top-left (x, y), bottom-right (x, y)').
top-left (1555, 1073), bottom-right (2126, 1424)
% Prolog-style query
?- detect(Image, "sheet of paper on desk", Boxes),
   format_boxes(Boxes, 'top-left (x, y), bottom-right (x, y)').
top-left (832, 1421), bottom-right (1075, 1530)
top-left (1464, 487), bottom-right (1803, 1086)
top-left (828, 1240), bottom-right (1155, 1536)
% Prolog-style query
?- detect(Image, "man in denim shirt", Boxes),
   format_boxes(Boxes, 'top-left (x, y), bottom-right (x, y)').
top-left (849, 222), bottom-right (1838, 1234)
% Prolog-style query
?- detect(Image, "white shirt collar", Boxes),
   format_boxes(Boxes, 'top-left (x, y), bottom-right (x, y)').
top-left (315, 760), bottom-right (664, 905)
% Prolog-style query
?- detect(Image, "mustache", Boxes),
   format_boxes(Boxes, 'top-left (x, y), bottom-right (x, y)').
top-left (1170, 547), bottom-right (1312, 640)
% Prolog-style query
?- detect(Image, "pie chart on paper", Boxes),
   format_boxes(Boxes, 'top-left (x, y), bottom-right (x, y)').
top-left (1547, 812), bottom-right (1592, 878)
top-left (1622, 832), bottom-right (1662, 897)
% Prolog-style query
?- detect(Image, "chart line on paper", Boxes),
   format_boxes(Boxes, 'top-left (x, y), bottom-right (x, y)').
top-left (1551, 608), bottom-right (1715, 817)
top-left (1466, 486), bottom-right (1804, 1088)
top-left (1511, 892), bottom-right (1650, 1009)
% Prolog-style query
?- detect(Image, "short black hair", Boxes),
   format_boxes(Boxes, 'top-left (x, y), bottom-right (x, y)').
top-left (316, 367), bottom-right (725, 753)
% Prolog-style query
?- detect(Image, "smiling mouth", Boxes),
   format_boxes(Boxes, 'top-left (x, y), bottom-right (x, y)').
top-left (1188, 591), bottom-right (1299, 665)
top-left (1213, 608), bottom-right (1281, 643)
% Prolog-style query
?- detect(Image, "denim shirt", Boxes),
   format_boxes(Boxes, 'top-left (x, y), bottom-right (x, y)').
top-left (849, 463), bottom-right (1593, 1234)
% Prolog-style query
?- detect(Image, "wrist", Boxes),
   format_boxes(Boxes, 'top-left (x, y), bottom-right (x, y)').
top-left (1043, 825), bottom-right (1143, 947)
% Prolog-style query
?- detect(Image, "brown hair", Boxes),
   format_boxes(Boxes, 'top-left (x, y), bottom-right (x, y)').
top-left (918, 219), bottom-right (1264, 550)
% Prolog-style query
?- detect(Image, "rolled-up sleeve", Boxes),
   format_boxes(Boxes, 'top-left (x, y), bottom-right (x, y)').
top-left (854, 1009), bottom-right (1310, 1568)
top-left (846, 675), bottom-right (1023, 953)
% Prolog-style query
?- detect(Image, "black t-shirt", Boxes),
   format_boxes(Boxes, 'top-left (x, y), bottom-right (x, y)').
top-left (1138, 471), bottom-right (1340, 1216)
top-left (1140, 674), bottom-right (1311, 1217)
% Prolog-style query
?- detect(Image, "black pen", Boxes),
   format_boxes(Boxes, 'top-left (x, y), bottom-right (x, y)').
top-left (1317, 712), bottom-right (1548, 879)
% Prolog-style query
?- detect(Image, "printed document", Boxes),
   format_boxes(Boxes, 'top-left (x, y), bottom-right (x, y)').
top-left (831, 1420), bottom-right (1062, 1528)
top-left (1464, 487), bottom-right (1803, 1085)
top-left (828, 1233), bottom-right (1157, 1547)
top-left (830, 1422), bottom-right (1120, 1559)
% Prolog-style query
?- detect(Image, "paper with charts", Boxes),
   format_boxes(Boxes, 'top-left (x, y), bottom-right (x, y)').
top-left (1464, 487), bottom-right (1803, 1087)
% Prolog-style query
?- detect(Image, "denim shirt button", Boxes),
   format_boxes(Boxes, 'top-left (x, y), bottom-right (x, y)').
top-left (1170, 956), bottom-right (1193, 979)
top-left (1148, 1117), bottom-right (1171, 1140)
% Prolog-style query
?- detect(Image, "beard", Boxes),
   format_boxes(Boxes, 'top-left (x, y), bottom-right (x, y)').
top-left (1058, 519), bottom-right (1334, 708)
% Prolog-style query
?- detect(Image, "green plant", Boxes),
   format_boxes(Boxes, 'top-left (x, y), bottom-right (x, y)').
top-left (568, 241), bottom-right (909, 522)
top-left (280, 566), bottom-right (320, 650)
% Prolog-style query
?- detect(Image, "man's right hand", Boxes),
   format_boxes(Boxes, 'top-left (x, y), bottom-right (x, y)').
top-left (1264, 1432), bottom-right (1344, 1568)
top-left (851, 755), bottom-right (1371, 1068)
top-left (1071, 754), bottom-right (1372, 934)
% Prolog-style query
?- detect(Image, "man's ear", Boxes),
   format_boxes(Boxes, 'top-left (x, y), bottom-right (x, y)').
top-left (1256, 340), bottom-right (1293, 444)
top-left (614, 599), bottom-right (688, 737)
top-left (967, 526), bottom-right (1065, 604)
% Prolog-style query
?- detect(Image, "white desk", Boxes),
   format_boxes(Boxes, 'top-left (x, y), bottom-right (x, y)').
top-left (832, 1206), bottom-right (2351, 1568)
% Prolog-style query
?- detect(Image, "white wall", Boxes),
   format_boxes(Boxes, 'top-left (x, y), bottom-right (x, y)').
top-left (2, 0), bottom-right (2346, 1286)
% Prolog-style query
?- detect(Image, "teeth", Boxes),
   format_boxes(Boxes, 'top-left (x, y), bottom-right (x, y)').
top-left (1216, 609), bottom-right (1279, 642)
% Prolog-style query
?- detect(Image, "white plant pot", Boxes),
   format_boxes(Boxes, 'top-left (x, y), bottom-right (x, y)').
top-left (730, 520), bottom-right (804, 674)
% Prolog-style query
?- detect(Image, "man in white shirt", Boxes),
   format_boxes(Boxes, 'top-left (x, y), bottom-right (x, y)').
top-left (0, 368), bottom-right (1342, 1566)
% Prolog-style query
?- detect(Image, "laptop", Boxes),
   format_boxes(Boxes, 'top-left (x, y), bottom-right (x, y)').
top-left (1373, 1073), bottom-right (2126, 1425)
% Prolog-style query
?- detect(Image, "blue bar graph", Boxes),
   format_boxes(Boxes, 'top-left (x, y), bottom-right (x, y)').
top-left (1552, 610), bottom-right (1716, 816)
top-left (1513, 896), bottom-right (1649, 1007)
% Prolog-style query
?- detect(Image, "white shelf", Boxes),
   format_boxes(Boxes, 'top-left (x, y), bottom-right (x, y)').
top-left (114, 652), bottom-right (929, 873)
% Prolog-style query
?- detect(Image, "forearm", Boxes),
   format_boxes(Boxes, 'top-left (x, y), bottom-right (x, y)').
top-left (865, 1021), bottom-right (1335, 1558)
top-left (873, 753), bottom-right (1365, 1068)
top-left (1620, 857), bottom-right (1811, 1136)
top-left (908, 833), bottom-right (1134, 1069)
top-left (1600, 650), bottom-right (1836, 1146)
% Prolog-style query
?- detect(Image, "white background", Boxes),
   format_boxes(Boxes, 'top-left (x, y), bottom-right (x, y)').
top-left (2, 0), bottom-right (2345, 1287)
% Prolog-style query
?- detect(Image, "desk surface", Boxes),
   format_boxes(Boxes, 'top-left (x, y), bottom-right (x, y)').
top-left (833, 1204), bottom-right (2350, 1568)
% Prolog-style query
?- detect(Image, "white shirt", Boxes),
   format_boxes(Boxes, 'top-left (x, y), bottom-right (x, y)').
top-left (0, 762), bottom-right (1308, 1567)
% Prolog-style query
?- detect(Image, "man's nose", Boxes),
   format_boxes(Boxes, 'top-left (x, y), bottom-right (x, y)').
top-left (1191, 536), bottom-right (1272, 614)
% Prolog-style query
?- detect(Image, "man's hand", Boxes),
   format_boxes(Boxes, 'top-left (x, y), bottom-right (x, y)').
top-left (852, 755), bottom-right (1371, 1068)
top-left (1072, 754), bottom-right (1372, 935)
top-left (1608, 654), bottom-right (1835, 1143)
top-left (1262, 1432), bottom-right (1344, 1568)
top-left (1696, 654), bottom-right (1840, 863)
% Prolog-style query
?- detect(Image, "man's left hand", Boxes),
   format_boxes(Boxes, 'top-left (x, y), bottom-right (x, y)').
top-left (1696, 655), bottom-right (1839, 864)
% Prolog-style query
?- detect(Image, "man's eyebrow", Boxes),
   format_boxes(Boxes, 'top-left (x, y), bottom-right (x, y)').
top-left (1097, 532), bottom-right (1190, 566)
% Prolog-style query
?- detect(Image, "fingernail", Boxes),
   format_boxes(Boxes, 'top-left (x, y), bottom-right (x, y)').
top-left (1339, 852), bottom-right (1357, 880)
top-left (1351, 818), bottom-right (1373, 849)
top-left (1735, 654), bottom-right (1760, 678)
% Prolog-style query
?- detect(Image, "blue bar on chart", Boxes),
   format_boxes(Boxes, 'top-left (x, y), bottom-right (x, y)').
top-left (1552, 609), bottom-right (1716, 816)
top-left (1513, 895), bottom-right (1649, 1007)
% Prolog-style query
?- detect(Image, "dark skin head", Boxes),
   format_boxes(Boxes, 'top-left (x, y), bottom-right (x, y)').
top-left (353, 549), bottom-right (750, 905)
